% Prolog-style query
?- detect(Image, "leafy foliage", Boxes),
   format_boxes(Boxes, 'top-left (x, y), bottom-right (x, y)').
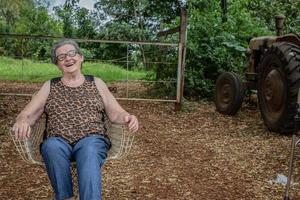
top-left (0, 0), bottom-right (61, 59)
top-left (0, 0), bottom-right (299, 99)
top-left (245, 0), bottom-right (300, 32)
top-left (185, 0), bottom-right (270, 99)
top-left (54, 0), bottom-right (78, 37)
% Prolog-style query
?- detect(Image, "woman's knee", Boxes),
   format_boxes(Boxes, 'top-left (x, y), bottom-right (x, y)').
top-left (41, 137), bottom-right (70, 156)
top-left (74, 136), bottom-right (108, 162)
top-left (76, 136), bottom-right (108, 153)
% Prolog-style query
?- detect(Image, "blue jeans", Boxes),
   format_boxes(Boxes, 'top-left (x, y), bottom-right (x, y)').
top-left (41, 135), bottom-right (110, 200)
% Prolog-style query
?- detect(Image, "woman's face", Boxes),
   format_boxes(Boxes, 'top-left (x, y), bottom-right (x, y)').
top-left (55, 44), bottom-right (84, 74)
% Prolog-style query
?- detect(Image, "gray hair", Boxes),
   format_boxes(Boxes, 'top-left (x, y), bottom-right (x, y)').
top-left (51, 39), bottom-right (82, 64)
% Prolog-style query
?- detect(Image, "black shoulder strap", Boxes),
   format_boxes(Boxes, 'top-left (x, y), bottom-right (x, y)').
top-left (84, 75), bottom-right (94, 82)
top-left (50, 77), bottom-right (61, 84)
top-left (51, 76), bottom-right (94, 84)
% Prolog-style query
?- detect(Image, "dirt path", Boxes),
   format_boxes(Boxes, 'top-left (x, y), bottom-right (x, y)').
top-left (1, 82), bottom-right (300, 200)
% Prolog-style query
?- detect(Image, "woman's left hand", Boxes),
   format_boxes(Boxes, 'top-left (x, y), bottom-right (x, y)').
top-left (124, 115), bottom-right (139, 133)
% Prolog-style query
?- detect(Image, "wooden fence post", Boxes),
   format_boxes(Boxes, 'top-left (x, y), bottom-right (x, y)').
top-left (175, 8), bottom-right (187, 111)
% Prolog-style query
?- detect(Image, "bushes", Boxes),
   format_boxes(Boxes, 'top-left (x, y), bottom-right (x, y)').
top-left (185, 0), bottom-right (270, 99)
top-left (1, 0), bottom-right (299, 100)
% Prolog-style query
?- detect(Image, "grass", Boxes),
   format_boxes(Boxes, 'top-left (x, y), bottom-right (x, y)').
top-left (0, 56), bottom-right (147, 82)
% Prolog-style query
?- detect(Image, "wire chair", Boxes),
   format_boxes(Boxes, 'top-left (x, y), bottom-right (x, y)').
top-left (9, 116), bottom-right (135, 198)
top-left (9, 117), bottom-right (135, 165)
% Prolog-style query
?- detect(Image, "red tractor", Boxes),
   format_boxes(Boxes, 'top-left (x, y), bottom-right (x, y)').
top-left (214, 15), bottom-right (300, 133)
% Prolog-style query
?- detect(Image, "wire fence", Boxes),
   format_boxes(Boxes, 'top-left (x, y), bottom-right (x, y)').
top-left (0, 34), bottom-right (179, 102)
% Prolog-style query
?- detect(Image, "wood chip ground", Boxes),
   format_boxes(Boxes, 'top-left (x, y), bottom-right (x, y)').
top-left (1, 82), bottom-right (300, 200)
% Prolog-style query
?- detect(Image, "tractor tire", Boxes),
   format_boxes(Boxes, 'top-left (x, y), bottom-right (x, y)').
top-left (214, 72), bottom-right (243, 115)
top-left (257, 42), bottom-right (300, 133)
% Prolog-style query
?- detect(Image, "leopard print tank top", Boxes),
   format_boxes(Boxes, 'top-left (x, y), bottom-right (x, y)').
top-left (44, 75), bottom-right (110, 145)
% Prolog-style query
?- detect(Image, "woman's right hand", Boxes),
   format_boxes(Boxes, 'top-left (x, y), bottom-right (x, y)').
top-left (11, 81), bottom-right (50, 140)
top-left (12, 118), bottom-right (31, 140)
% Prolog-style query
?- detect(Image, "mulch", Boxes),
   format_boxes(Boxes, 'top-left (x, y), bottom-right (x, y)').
top-left (1, 81), bottom-right (300, 200)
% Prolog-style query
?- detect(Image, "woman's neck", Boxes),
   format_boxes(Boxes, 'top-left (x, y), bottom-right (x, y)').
top-left (61, 73), bottom-right (85, 87)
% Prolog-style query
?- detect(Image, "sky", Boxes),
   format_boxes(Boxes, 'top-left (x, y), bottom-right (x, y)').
top-left (52, 0), bottom-right (96, 10)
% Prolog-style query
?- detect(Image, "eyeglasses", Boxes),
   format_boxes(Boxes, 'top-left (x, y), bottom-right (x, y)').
top-left (56, 50), bottom-right (78, 61)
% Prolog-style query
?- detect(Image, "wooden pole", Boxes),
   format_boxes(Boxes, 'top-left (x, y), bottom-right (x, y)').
top-left (175, 8), bottom-right (187, 111)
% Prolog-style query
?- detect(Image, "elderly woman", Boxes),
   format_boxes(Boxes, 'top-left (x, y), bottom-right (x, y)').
top-left (12, 39), bottom-right (139, 200)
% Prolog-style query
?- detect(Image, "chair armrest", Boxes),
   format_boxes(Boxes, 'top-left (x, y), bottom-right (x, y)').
top-left (10, 118), bottom-right (135, 165)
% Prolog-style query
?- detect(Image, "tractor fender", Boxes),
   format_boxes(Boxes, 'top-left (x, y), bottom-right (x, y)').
top-left (276, 33), bottom-right (300, 48)
top-left (249, 36), bottom-right (277, 51)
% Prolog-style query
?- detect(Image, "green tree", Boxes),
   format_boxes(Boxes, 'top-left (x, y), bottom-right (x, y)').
top-left (54, 0), bottom-right (79, 37)
top-left (0, 0), bottom-right (61, 58)
top-left (245, 0), bottom-right (300, 32)
top-left (94, 0), bottom-right (184, 34)
top-left (75, 7), bottom-right (96, 39)
top-left (0, 0), bottom-right (20, 28)
top-left (185, 0), bottom-right (270, 98)
top-left (93, 0), bottom-right (184, 70)
top-left (0, 0), bottom-right (34, 32)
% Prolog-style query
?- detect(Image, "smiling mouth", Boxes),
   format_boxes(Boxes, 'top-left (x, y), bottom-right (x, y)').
top-left (65, 63), bottom-right (75, 67)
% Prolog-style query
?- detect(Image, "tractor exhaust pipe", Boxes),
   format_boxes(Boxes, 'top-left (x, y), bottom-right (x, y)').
top-left (275, 15), bottom-right (285, 36)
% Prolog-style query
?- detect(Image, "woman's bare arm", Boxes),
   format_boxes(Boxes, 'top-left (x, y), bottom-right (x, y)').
top-left (94, 78), bottom-right (139, 133)
top-left (13, 81), bottom-right (50, 139)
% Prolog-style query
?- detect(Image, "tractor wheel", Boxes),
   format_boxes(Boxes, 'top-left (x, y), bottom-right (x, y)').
top-left (214, 72), bottom-right (243, 115)
top-left (257, 42), bottom-right (300, 133)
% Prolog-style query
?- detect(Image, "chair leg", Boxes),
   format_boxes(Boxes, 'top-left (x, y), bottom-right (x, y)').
top-left (284, 134), bottom-right (297, 200)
